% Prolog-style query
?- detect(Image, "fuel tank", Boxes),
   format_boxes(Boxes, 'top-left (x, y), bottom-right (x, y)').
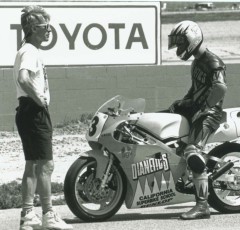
top-left (134, 108), bottom-right (240, 144)
top-left (135, 113), bottom-right (189, 141)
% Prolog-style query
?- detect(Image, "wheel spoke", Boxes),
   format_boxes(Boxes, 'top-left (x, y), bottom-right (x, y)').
top-left (67, 159), bottom-right (125, 220)
top-left (99, 201), bottom-right (109, 210)
top-left (216, 189), bottom-right (230, 199)
top-left (76, 183), bottom-right (84, 190)
top-left (205, 150), bottom-right (240, 212)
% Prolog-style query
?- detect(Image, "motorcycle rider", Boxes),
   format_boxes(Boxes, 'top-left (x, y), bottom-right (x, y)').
top-left (168, 20), bottom-right (227, 220)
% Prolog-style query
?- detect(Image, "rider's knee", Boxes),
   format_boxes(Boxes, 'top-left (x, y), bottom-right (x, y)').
top-left (184, 145), bottom-right (206, 174)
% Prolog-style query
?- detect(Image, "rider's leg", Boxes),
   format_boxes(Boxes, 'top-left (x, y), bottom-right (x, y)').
top-left (185, 120), bottom-right (212, 173)
top-left (180, 117), bottom-right (213, 219)
top-left (175, 138), bottom-right (209, 194)
top-left (180, 170), bottom-right (210, 220)
top-left (183, 117), bottom-right (213, 177)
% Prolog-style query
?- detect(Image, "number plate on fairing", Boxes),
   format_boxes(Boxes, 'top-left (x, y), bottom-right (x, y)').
top-left (86, 113), bottom-right (108, 142)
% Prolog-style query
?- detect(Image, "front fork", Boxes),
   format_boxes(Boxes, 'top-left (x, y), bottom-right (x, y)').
top-left (100, 151), bottom-right (114, 189)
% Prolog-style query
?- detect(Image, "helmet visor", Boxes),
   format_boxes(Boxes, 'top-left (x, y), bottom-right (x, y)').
top-left (168, 34), bottom-right (186, 50)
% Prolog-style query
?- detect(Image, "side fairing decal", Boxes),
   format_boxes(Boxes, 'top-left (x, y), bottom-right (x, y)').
top-left (131, 170), bottom-right (176, 208)
top-left (130, 153), bottom-right (176, 208)
top-left (131, 153), bottom-right (169, 180)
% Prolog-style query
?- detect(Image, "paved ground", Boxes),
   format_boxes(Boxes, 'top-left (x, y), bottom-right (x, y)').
top-left (2, 202), bottom-right (240, 230)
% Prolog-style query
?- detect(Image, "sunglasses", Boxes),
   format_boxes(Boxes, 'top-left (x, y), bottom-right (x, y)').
top-left (35, 24), bottom-right (51, 30)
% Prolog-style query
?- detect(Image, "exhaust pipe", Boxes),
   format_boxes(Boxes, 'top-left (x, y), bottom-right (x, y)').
top-left (209, 161), bottom-right (234, 181)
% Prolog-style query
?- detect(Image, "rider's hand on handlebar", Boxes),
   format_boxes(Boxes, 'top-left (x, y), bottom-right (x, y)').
top-left (169, 100), bottom-right (182, 113)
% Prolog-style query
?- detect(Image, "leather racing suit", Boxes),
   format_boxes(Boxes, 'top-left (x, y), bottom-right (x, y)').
top-left (172, 48), bottom-right (227, 150)
top-left (171, 49), bottom-right (227, 207)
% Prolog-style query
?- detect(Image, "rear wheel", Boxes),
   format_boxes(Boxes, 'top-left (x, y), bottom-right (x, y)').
top-left (64, 156), bottom-right (127, 221)
top-left (208, 143), bottom-right (240, 213)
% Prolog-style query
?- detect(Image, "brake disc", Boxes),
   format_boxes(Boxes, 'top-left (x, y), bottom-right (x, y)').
top-left (84, 174), bottom-right (111, 203)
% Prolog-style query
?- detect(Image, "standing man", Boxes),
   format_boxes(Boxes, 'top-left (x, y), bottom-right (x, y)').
top-left (168, 20), bottom-right (227, 220)
top-left (13, 5), bottom-right (72, 230)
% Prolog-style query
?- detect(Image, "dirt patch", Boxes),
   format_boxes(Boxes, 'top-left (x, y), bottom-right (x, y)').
top-left (0, 129), bottom-right (91, 185)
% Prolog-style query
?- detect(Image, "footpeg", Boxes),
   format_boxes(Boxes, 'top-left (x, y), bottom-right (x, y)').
top-left (175, 177), bottom-right (195, 194)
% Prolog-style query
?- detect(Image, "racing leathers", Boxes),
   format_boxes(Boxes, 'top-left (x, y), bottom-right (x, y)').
top-left (171, 48), bottom-right (227, 159)
top-left (170, 49), bottom-right (227, 219)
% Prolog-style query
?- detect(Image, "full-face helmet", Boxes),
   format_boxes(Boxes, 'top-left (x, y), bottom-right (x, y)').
top-left (168, 20), bottom-right (203, 61)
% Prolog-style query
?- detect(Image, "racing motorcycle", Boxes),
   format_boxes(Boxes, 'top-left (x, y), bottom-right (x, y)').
top-left (64, 95), bottom-right (240, 221)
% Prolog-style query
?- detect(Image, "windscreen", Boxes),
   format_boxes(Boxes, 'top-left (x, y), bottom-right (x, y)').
top-left (97, 95), bottom-right (146, 115)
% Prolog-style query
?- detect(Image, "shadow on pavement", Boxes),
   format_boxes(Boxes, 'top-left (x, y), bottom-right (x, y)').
top-left (64, 207), bottom-right (223, 224)
top-left (64, 212), bottom-right (184, 224)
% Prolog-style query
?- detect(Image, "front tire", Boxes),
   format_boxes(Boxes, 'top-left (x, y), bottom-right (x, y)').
top-left (64, 156), bottom-right (127, 221)
top-left (208, 142), bottom-right (240, 213)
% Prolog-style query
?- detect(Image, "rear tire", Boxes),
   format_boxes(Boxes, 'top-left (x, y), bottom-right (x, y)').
top-left (64, 156), bottom-right (127, 221)
top-left (207, 142), bottom-right (240, 213)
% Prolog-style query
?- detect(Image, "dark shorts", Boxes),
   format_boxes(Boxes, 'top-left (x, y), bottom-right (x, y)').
top-left (15, 97), bottom-right (53, 161)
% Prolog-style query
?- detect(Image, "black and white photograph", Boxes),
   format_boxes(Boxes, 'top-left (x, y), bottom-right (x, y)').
top-left (1, 0), bottom-right (240, 229)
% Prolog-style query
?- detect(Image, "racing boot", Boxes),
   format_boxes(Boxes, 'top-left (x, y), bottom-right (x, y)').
top-left (180, 171), bottom-right (210, 220)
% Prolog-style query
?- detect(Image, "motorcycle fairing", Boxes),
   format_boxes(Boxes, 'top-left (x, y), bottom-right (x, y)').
top-left (86, 113), bottom-right (108, 142)
top-left (121, 144), bottom-right (194, 209)
top-left (97, 130), bottom-right (194, 208)
top-left (81, 149), bottom-right (109, 179)
top-left (207, 108), bottom-right (240, 144)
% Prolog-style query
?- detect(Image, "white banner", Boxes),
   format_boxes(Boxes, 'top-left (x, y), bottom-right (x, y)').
top-left (0, 1), bottom-right (160, 66)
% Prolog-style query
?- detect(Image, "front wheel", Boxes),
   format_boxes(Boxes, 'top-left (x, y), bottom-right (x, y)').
top-left (208, 143), bottom-right (240, 213)
top-left (64, 156), bottom-right (127, 221)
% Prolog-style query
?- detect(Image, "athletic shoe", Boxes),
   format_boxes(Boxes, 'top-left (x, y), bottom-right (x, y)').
top-left (20, 209), bottom-right (42, 230)
top-left (42, 210), bottom-right (73, 230)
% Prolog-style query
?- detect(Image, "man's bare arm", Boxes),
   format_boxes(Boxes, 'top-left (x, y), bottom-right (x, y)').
top-left (18, 69), bottom-right (47, 107)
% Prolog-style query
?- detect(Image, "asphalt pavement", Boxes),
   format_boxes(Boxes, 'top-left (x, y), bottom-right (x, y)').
top-left (1, 202), bottom-right (240, 230)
